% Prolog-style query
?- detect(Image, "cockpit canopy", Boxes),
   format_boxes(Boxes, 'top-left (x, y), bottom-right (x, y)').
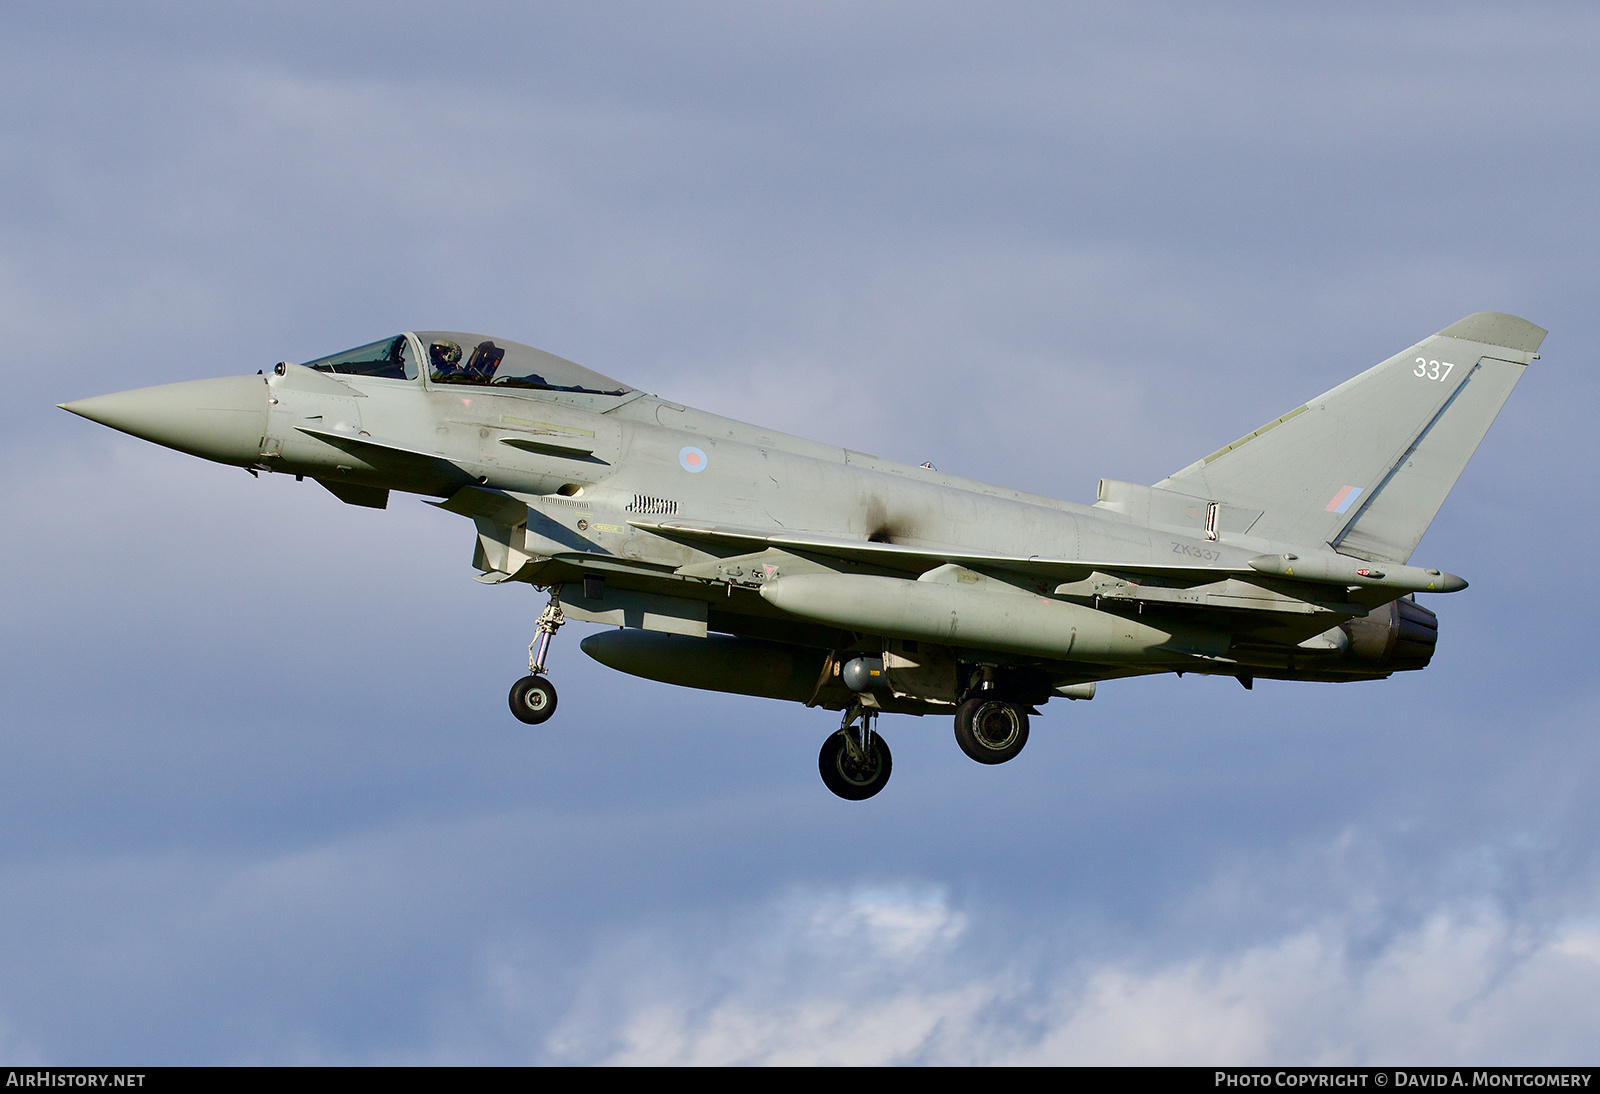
top-left (302, 336), bottom-right (416, 380)
top-left (302, 332), bottom-right (633, 397)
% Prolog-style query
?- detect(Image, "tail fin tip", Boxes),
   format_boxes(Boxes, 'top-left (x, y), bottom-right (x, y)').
top-left (1437, 312), bottom-right (1546, 354)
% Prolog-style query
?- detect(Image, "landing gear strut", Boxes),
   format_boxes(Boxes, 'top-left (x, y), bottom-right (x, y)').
top-left (818, 701), bottom-right (892, 800)
top-left (953, 694), bottom-right (1029, 764)
top-left (509, 593), bottom-right (565, 725)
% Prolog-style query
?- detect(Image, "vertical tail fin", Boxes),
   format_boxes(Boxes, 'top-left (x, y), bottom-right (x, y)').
top-left (1154, 313), bottom-right (1544, 562)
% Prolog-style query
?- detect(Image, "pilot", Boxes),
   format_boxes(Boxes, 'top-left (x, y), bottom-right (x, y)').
top-left (428, 340), bottom-right (464, 382)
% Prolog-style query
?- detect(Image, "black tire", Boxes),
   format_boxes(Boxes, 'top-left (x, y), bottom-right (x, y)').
top-left (953, 696), bottom-right (1029, 764)
top-left (818, 729), bottom-right (893, 800)
top-left (509, 675), bottom-right (558, 724)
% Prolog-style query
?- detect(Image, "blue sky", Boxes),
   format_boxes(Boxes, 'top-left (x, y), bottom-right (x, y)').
top-left (2, 2), bottom-right (1598, 1063)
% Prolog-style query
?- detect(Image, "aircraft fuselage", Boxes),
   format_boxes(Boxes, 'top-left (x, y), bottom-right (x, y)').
top-left (63, 315), bottom-right (1542, 798)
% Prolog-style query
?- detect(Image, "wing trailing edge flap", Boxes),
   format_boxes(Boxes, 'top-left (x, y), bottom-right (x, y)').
top-left (628, 519), bottom-right (1242, 586)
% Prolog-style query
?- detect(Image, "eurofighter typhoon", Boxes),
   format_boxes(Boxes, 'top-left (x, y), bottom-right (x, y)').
top-left (60, 313), bottom-right (1543, 799)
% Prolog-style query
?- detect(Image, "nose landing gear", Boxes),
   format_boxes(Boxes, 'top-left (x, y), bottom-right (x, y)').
top-left (819, 702), bottom-right (892, 800)
top-left (509, 593), bottom-right (565, 725)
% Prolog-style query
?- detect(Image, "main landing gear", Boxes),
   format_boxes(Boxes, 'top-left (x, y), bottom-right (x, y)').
top-left (953, 693), bottom-right (1030, 764)
top-left (815, 686), bottom-right (1032, 798)
top-left (819, 701), bottom-right (892, 801)
top-left (509, 594), bottom-right (565, 725)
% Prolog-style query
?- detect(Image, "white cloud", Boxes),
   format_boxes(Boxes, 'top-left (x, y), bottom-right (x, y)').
top-left (1007, 916), bottom-right (1600, 1066)
top-left (536, 885), bottom-right (984, 1066)
top-left (480, 885), bottom-right (1600, 1065)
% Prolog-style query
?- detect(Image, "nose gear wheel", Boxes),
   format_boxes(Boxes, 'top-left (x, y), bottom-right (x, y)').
top-left (509, 675), bottom-right (557, 723)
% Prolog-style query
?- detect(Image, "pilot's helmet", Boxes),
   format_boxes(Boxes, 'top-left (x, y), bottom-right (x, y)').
top-left (430, 340), bottom-right (462, 371)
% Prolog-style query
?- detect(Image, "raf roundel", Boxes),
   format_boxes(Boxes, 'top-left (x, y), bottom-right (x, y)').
top-left (679, 445), bottom-right (708, 473)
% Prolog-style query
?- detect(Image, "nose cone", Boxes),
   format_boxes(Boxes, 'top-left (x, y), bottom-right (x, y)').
top-left (60, 375), bottom-right (269, 465)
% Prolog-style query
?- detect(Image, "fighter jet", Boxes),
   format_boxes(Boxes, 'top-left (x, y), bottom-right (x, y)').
top-left (60, 312), bottom-right (1543, 799)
